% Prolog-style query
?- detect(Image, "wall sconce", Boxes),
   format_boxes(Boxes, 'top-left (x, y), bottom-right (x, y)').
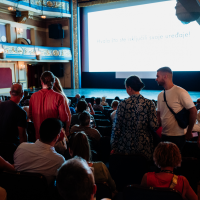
top-left (36, 51), bottom-right (41, 60)
top-left (16, 27), bottom-right (23, 35)
top-left (0, 48), bottom-right (5, 59)
top-left (41, 15), bottom-right (46, 19)
top-left (8, 7), bottom-right (14, 11)
top-left (19, 64), bottom-right (25, 70)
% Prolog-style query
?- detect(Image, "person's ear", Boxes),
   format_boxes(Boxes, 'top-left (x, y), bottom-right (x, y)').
top-left (69, 147), bottom-right (73, 157)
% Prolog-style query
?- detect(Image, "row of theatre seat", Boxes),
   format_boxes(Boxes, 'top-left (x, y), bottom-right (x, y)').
top-left (0, 155), bottom-right (198, 200)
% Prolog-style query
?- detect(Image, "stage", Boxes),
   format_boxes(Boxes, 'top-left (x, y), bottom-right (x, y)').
top-left (63, 88), bottom-right (200, 102)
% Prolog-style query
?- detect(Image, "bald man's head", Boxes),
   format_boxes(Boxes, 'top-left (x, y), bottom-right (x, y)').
top-left (10, 84), bottom-right (23, 97)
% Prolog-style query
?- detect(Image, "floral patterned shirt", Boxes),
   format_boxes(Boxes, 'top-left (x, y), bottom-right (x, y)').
top-left (111, 94), bottom-right (159, 160)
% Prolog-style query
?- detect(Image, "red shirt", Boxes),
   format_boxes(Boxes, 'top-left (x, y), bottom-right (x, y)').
top-left (147, 172), bottom-right (184, 194)
top-left (29, 89), bottom-right (69, 139)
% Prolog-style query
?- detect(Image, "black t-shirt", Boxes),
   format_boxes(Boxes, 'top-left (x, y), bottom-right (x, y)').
top-left (0, 100), bottom-right (27, 145)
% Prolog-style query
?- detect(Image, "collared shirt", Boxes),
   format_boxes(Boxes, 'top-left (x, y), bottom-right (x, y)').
top-left (14, 140), bottom-right (65, 184)
top-left (29, 89), bottom-right (69, 139)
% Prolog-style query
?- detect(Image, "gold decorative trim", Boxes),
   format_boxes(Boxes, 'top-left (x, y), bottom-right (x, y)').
top-left (73, 0), bottom-right (79, 89)
top-left (78, 0), bottom-right (128, 7)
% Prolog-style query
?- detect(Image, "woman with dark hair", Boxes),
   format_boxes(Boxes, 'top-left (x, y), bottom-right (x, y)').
top-left (111, 75), bottom-right (159, 160)
top-left (68, 132), bottom-right (116, 192)
top-left (141, 142), bottom-right (197, 200)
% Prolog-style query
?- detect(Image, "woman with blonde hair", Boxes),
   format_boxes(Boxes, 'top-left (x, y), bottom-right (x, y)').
top-left (53, 77), bottom-right (71, 126)
top-left (141, 142), bottom-right (197, 200)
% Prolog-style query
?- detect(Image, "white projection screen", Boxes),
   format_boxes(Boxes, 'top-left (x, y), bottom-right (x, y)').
top-left (81, 0), bottom-right (200, 78)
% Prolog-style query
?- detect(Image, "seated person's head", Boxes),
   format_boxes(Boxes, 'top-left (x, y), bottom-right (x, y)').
top-left (153, 142), bottom-right (181, 168)
top-left (57, 157), bottom-right (96, 200)
top-left (111, 100), bottom-right (119, 110)
top-left (75, 94), bottom-right (81, 99)
top-left (77, 100), bottom-right (88, 113)
top-left (114, 96), bottom-right (120, 101)
top-left (79, 111), bottom-right (90, 127)
top-left (10, 83), bottom-right (24, 101)
top-left (40, 71), bottom-right (55, 90)
top-left (125, 75), bottom-right (145, 92)
top-left (95, 98), bottom-right (101, 105)
top-left (40, 118), bottom-right (62, 144)
top-left (68, 131), bottom-right (91, 162)
top-left (80, 95), bottom-right (86, 100)
top-left (197, 98), bottom-right (200, 104)
top-left (102, 96), bottom-right (106, 102)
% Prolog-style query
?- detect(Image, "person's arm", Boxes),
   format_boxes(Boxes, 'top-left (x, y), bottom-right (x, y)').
top-left (58, 96), bottom-right (70, 136)
top-left (185, 106), bottom-right (197, 140)
top-left (0, 156), bottom-right (15, 171)
top-left (141, 173), bottom-right (147, 186)
top-left (18, 127), bottom-right (27, 143)
top-left (182, 176), bottom-right (198, 200)
top-left (148, 101), bottom-right (159, 131)
top-left (157, 111), bottom-right (161, 126)
top-left (88, 103), bottom-right (95, 115)
top-left (28, 96), bottom-right (33, 121)
top-left (110, 102), bottom-right (124, 153)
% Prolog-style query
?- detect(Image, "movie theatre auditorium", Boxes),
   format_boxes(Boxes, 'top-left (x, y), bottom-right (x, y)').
top-left (0, 0), bottom-right (200, 200)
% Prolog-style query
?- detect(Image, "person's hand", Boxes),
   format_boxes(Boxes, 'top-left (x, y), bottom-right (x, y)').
top-left (185, 130), bottom-right (193, 141)
top-left (88, 102), bottom-right (92, 108)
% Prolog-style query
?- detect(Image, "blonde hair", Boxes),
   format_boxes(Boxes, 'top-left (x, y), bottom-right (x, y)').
top-left (153, 142), bottom-right (181, 168)
top-left (53, 77), bottom-right (69, 104)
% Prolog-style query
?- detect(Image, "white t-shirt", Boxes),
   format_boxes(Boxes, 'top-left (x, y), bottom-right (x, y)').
top-left (157, 85), bottom-right (194, 136)
top-left (14, 140), bottom-right (65, 184)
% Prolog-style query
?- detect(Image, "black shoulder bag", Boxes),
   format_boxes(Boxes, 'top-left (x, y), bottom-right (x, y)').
top-left (163, 90), bottom-right (189, 129)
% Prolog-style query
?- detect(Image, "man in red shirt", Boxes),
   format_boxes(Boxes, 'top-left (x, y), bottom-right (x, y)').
top-left (29, 71), bottom-right (69, 139)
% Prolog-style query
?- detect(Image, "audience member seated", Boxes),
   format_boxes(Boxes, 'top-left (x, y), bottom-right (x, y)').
top-left (101, 97), bottom-right (109, 106)
top-left (93, 98), bottom-right (104, 111)
top-left (68, 99), bottom-right (76, 114)
top-left (71, 100), bottom-right (95, 127)
top-left (196, 98), bottom-right (200, 110)
top-left (80, 95), bottom-right (86, 100)
top-left (14, 118), bottom-right (65, 185)
top-left (68, 132), bottom-right (116, 192)
top-left (110, 100), bottom-right (119, 122)
top-left (141, 142), bottom-right (197, 200)
top-left (191, 109), bottom-right (200, 134)
top-left (0, 83), bottom-right (27, 162)
top-left (114, 96), bottom-right (120, 101)
top-left (57, 157), bottom-right (97, 200)
top-left (70, 111), bottom-right (101, 151)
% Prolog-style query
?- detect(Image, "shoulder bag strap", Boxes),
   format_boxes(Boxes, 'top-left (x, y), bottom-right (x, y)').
top-left (169, 174), bottom-right (178, 189)
top-left (163, 90), bottom-right (176, 116)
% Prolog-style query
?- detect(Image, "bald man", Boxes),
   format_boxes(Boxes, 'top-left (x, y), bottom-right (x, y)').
top-left (156, 67), bottom-right (197, 151)
top-left (0, 83), bottom-right (27, 163)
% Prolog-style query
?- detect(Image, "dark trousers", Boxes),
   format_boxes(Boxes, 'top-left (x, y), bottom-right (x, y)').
top-left (161, 135), bottom-right (185, 152)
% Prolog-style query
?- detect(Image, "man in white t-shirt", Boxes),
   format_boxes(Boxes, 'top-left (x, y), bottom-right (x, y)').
top-left (156, 67), bottom-right (197, 150)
